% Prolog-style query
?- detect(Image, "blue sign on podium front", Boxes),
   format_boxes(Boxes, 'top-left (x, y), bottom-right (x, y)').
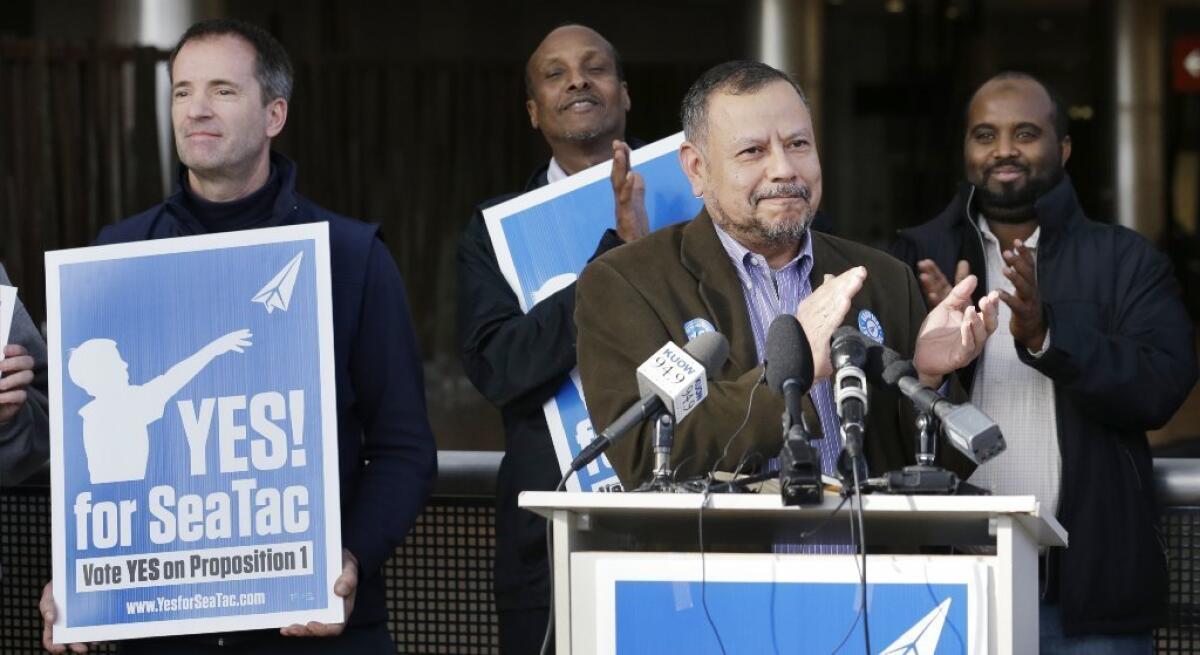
top-left (574, 553), bottom-right (989, 654)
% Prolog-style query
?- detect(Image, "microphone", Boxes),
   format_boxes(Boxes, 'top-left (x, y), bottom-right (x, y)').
top-left (765, 315), bottom-right (815, 428)
top-left (831, 327), bottom-right (869, 440)
top-left (874, 343), bottom-right (1007, 466)
top-left (570, 332), bottom-right (730, 473)
top-left (766, 315), bottom-right (823, 505)
top-left (831, 327), bottom-right (870, 482)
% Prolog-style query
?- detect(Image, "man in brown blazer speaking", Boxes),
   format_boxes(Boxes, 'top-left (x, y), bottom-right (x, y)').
top-left (576, 61), bottom-right (1000, 487)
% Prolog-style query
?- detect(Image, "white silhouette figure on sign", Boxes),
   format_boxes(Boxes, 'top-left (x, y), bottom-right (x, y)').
top-left (67, 329), bottom-right (253, 484)
top-left (574, 419), bottom-right (600, 476)
top-left (252, 252), bottom-right (303, 314)
top-left (531, 272), bottom-right (576, 307)
top-left (568, 369), bottom-right (600, 476)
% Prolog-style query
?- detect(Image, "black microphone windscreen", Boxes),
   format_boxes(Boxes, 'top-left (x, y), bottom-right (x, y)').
top-left (830, 325), bottom-right (870, 371)
top-left (863, 341), bottom-right (898, 383)
top-left (766, 315), bottom-right (814, 394)
top-left (683, 331), bottom-right (730, 376)
top-left (881, 357), bottom-right (919, 386)
top-left (831, 325), bottom-right (861, 345)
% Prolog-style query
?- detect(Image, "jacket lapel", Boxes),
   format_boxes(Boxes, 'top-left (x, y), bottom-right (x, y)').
top-left (809, 231), bottom-right (855, 305)
top-left (680, 210), bottom-right (758, 373)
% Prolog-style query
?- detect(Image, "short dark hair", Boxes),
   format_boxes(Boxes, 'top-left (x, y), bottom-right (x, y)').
top-left (966, 71), bottom-right (1069, 141)
top-left (680, 60), bottom-right (809, 148)
top-left (169, 19), bottom-right (294, 104)
top-left (523, 23), bottom-right (625, 99)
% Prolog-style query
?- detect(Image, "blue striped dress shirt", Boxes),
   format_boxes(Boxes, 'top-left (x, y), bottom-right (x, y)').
top-left (712, 222), bottom-right (851, 553)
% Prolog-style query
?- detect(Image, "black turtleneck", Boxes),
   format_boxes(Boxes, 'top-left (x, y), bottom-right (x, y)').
top-left (180, 165), bottom-right (282, 233)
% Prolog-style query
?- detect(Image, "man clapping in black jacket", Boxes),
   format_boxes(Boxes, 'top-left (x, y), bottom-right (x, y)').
top-left (892, 71), bottom-right (1197, 653)
top-left (455, 24), bottom-right (647, 655)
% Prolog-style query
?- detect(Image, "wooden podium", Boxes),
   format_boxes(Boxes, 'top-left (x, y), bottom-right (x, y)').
top-left (520, 491), bottom-right (1067, 654)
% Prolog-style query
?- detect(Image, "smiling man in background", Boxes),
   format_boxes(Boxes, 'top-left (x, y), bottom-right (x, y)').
top-left (892, 71), bottom-right (1197, 653)
top-left (456, 23), bottom-right (649, 653)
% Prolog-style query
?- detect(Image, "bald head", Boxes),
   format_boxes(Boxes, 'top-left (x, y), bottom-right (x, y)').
top-left (966, 72), bottom-right (1067, 142)
top-left (525, 25), bottom-right (624, 98)
top-left (523, 23), bottom-right (629, 157)
top-left (963, 72), bottom-right (1071, 221)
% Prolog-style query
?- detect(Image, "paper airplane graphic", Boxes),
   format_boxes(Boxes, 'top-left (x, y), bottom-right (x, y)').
top-left (252, 252), bottom-right (303, 314)
top-left (879, 597), bottom-right (952, 655)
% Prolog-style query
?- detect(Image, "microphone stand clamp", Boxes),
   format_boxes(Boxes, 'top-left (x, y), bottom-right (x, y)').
top-left (779, 413), bottom-right (823, 506)
top-left (634, 413), bottom-right (685, 492)
top-left (871, 411), bottom-right (960, 495)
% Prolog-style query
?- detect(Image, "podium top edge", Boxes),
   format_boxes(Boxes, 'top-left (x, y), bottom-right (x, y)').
top-left (518, 490), bottom-right (1043, 514)
top-left (519, 490), bottom-right (1067, 546)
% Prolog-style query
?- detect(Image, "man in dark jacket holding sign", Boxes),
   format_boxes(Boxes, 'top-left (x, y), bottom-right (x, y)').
top-left (40, 19), bottom-right (436, 654)
top-left (892, 71), bottom-right (1197, 652)
top-left (456, 24), bottom-right (648, 654)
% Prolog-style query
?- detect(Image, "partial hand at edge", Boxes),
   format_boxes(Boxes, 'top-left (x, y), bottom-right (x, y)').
top-left (610, 140), bottom-right (649, 243)
top-left (281, 548), bottom-right (358, 638)
top-left (997, 239), bottom-right (1047, 351)
top-left (0, 344), bottom-right (34, 423)
top-left (916, 259), bottom-right (970, 310)
top-left (40, 580), bottom-right (99, 654)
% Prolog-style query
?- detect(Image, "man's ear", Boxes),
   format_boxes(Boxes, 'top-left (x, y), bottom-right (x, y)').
top-left (526, 98), bottom-right (540, 130)
top-left (620, 81), bottom-right (631, 113)
top-left (266, 98), bottom-right (288, 138)
top-left (1060, 135), bottom-right (1072, 167)
top-left (679, 141), bottom-right (706, 198)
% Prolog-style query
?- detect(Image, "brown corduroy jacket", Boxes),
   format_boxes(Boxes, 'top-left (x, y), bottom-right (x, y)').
top-left (576, 209), bottom-right (967, 487)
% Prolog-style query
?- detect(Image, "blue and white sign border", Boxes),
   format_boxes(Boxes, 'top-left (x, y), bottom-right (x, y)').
top-left (483, 133), bottom-right (689, 491)
top-left (483, 132), bottom-right (685, 313)
top-left (46, 223), bottom-right (344, 642)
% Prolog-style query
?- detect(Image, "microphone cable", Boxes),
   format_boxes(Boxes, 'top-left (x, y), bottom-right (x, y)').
top-left (829, 462), bottom-right (871, 655)
top-left (539, 473), bottom-right (570, 655)
top-left (696, 370), bottom-right (766, 655)
top-left (697, 487), bottom-right (729, 655)
top-left (695, 371), bottom-right (854, 653)
top-left (851, 458), bottom-right (872, 655)
top-left (709, 371), bottom-right (768, 481)
top-left (925, 580), bottom-right (966, 652)
top-left (541, 361), bottom-right (758, 655)
top-left (697, 448), bottom-right (847, 655)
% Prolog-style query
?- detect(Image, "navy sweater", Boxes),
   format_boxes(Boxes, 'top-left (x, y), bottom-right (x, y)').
top-left (94, 152), bottom-right (437, 634)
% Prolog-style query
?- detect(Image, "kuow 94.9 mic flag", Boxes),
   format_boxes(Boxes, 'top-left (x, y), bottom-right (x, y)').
top-left (569, 332), bottom-right (729, 473)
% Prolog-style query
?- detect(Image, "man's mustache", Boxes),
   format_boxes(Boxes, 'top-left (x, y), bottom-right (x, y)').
top-left (558, 93), bottom-right (601, 112)
top-left (985, 158), bottom-right (1029, 177)
top-left (752, 183), bottom-right (811, 206)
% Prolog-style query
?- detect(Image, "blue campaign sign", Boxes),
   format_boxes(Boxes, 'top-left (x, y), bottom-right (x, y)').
top-left (615, 581), bottom-right (969, 654)
top-left (485, 133), bottom-right (703, 491)
top-left (578, 553), bottom-right (988, 654)
top-left (543, 371), bottom-right (624, 493)
top-left (46, 224), bottom-right (342, 642)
